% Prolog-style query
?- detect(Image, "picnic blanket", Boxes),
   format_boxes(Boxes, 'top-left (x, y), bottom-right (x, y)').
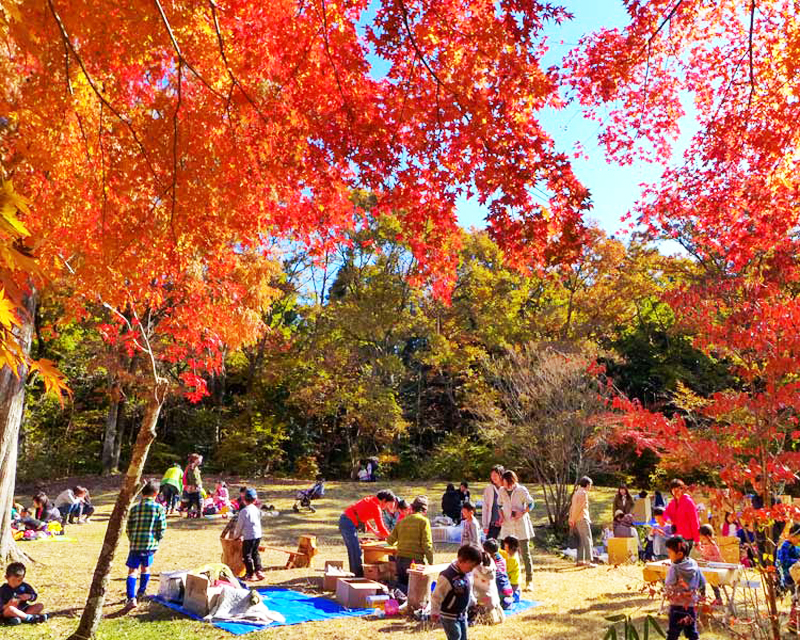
top-left (19, 536), bottom-right (78, 543)
top-left (154, 586), bottom-right (542, 635)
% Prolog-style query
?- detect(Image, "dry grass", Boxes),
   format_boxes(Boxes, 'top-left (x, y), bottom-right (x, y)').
top-left (8, 478), bottom-right (734, 639)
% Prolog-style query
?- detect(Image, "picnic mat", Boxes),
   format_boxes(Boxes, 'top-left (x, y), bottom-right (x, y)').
top-left (154, 586), bottom-right (542, 635)
top-left (18, 536), bottom-right (78, 543)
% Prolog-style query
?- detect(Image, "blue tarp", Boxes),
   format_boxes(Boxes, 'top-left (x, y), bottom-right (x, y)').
top-left (154, 587), bottom-right (542, 635)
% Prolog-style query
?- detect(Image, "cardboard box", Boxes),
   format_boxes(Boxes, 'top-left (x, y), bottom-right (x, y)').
top-left (363, 562), bottom-right (394, 582)
top-left (184, 573), bottom-right (223, 616)
top-left (323, 561), bottom-right (354, 591)
top-left (607, 537), bottom-right (639, 565)
top-left (335, 578), bottom-right (387, 609)
top-left (631, 498), bottom-right (651, 523)
top-left (718, 536), bottom-right (740, 564)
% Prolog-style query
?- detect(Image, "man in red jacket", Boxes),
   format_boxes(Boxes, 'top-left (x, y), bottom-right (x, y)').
top-left (339, 490), bottom-right (396, 576)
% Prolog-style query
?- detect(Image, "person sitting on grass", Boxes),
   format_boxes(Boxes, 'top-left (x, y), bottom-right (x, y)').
top-left (430, 544), bottom-right (483, 640)
top-left (484, 538), bottom-right (513, 610)
top-left (460, 501), bottom-right (480, 549)
top-left (664, 535), bottom-right (705, 640)
top-left (0, 562), bottom-right (47, 626)
top-left (125, 480), bottom-right (167, 610)
top-left (233, 488), bottom-right (265, 582)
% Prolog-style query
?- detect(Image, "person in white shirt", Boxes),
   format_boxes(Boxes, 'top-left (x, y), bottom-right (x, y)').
top-left (233, 488), bottom-right (264, 581)
top-left (481, 465), bottom-right (505, 540)
top-left (55, 486), bottom-right (87, 524)
top-left (498, 470), bottom-right (535, 591)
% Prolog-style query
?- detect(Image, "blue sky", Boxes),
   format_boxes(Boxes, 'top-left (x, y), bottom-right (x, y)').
top-left (361, 1), bottom-right (696, 239)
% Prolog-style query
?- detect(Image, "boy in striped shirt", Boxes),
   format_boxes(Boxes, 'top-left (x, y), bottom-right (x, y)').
top-left (125, 480), bottom-right (167, 610)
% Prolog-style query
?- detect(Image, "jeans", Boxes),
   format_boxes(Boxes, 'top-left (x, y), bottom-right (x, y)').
top-left (186, 492), bottom-right (202, 516)
top-left (441, 616), bottom-right (468, 640)
top-left (339, 513), bottom-right (363, 577)
top-left (162, 485), bottom-right (179, 512)
top-left (667, 605), bottom-right (698, 640)
top-left (242, 538), bottom-right (262, 576)
top-left (395, 556), bottom-right (420, 593)
top-left (575, 519), bottom-right (593, 563)
top-left (487, 525), bottom-right (501, 541)
top-left (58, 503), bottom-right (82, 523)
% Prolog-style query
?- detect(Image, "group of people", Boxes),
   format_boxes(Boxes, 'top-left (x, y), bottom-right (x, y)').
top-left (10, 485), bottom-right (95, 539)
top-left (336, 465), bottom-right (535, 640)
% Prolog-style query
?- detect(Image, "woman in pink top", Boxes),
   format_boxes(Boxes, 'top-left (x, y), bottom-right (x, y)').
top-left (663, 479), bottom-right (700, 553)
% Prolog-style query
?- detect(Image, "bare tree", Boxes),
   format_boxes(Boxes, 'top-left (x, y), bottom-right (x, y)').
top-left (476, 343), bottom-right (612, 531)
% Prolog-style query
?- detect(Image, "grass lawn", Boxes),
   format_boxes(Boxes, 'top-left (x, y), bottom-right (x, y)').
top-left (8, 478), bottom-right (737, 639)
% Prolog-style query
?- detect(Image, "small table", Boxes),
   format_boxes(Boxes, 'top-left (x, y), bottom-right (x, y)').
top-left (642, 560), bottom-right (743, 615)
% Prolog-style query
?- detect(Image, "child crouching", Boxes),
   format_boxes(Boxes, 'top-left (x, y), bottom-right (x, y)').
top-left (431, 544), bottom-right (482, 640)
top-left (665, 535), bottom-right (705, 640)
top-left (1, 562), bottom-right (47, 625)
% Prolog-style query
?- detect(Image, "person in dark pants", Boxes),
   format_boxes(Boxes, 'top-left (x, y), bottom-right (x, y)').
top-left (338, 490), bottom-right (396, 577)
top-left (441, 484), bottom-right (463, 524)
top-left (183, 454), bottom-right (203, 518)
top-left (233, 488), bottom-right (264, 581)
top-left (481, 466), bottom-right (504, 540)
top-left (664, 536), bottom-right (705, 640)
top-left (386, 496), bottom-right (434, 593)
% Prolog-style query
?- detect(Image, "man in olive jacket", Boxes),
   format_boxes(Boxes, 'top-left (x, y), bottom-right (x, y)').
top-left (386, 495), bottom-right (434, 593)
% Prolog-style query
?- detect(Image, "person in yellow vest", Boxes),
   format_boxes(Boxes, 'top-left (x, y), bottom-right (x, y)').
top-left (160, 463), bottom-right (183, 515)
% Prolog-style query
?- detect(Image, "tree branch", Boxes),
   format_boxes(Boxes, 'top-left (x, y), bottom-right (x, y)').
top-left (747, 0), bottom-right (756, 111)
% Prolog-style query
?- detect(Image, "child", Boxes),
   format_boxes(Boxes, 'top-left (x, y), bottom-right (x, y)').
top-left (484, 538), bottom-right (513, 610)
top-left (233, 488), bottom-right (265, 581)
top-left (697, 524), bottom-right (723, 605)
top-left (471, 550), bottom-right (504, 624)
top-left (720, 512), bottom-right (739, 538)
top-left (397, 498), bottom-right (412, 521)
top-left (460, 501), bottom-right (480, 549)
top-left (648, 507), bottom-right (672, 561)
top-left (777, 523), bottom-right (800, 592)
top-left (500, 536), bottom-right (521, 597)
top-left (431, 544), bottom-right (483, 640)
top-left (737, 522), bottom-right (757, 567)
top-left (459, 482), bottom-right (471, 504)
top-left (125, 480), bottom-right (167, 609)
top-left (214, 481), bottom-right (231, 509)
top-left (664, 536), bottom-right (705, 640)
top-left (78, 489), bottom-right (95, 523)
top-left (1, 562), bottom-right (47, 625)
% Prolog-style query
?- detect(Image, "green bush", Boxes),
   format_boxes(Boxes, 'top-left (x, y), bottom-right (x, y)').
top-left (423, 433), bottom-right (496, 481)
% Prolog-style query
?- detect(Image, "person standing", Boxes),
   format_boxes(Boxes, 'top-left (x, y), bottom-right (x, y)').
top-left (233, 488), bottom-right (265, 581)
top-left (338, 490), bottom-right (396, 577)
top-left (498, 470), bottom-right (535, 591)
top-left (663, 479), bottom-right (700, 553)
top-left (569, 476), bottom-right (595, 567)
top-left (481, 465), bottom-right (504, 541)
top-left (125, 481), bottom-right (167, 609)
top-left (160, 463), bottom-right (183, 515)
top-left (386, 496), bottom-right (434, 593)
top-left (183, 454), bottom-right (203, 519)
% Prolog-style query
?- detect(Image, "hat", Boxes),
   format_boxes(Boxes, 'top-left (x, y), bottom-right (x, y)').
top-left (614, 509), bottom-right (624, 518)
top-left (245, 488), bottom-right (258, 501)
top-left (411, 496), bottom-right (429, 511)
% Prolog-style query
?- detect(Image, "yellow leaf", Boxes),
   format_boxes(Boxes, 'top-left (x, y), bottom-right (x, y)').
top-left (29, 358), bottom-right (71, 405)
top-left (0, 288), bottom-right (20, 329)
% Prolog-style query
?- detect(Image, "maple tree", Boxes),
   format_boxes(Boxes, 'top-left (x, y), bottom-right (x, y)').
top-left (570, 2), bottom-right (800, 637)
top-left (0, 0), bottom-right (596, 637)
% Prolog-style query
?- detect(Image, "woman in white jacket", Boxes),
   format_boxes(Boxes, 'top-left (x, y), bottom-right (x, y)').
top-left (498, 470), bottom-right (535, 590)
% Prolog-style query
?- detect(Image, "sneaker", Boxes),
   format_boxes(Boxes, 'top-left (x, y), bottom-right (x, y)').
top-left (125, 597), bottom-right (138, 610)
top-left (254, 572), bottom-right (266, 581)
top-left (4, 617), bottom-right (22, 626)
top-left (29, 614), bottom-right (48, 624)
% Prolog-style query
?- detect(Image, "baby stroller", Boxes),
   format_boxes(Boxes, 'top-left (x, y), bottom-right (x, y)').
top-left (293, 478), bottom-right (325, 513)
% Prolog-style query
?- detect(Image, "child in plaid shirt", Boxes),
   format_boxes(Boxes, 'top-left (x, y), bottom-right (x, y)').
top-left (125, 480), bottom-right (167, 609)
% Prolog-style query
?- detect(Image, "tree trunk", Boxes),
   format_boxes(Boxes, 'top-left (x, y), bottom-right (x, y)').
top-left (0, 289), bottom-right (36, 565)
top-left (67, 391), bottom-right (163, 640)
top-left (101, 382), bottom-right (121, 475)
top-left (111, 397), bottom-right (127, 471)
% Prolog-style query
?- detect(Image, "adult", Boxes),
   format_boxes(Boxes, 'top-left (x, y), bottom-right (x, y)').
top-left (338, 490), bottom-right (396, 577)
top-left (441, 483), bottom-right (462, 524)
top-left (55, 486), bottom-right (87, 524)
top-left (160, 462), bottom-right (183, 515)
top-left (382, 498), bottom-right (400, 532)
top-left (612, 485), bottom-right (634, 520)
top-left (386, 496), bottom-right (434, 593)
top-left (183, 454), bottom-right (204, 519)
top-left (569, 476), bottom-right (595, 567)
top-left (663, 479), bottom-right (700, 552)
top-left (481, 465), bottom-right (505, 540)
top-left (498, 470), bottom-right (535, 590)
